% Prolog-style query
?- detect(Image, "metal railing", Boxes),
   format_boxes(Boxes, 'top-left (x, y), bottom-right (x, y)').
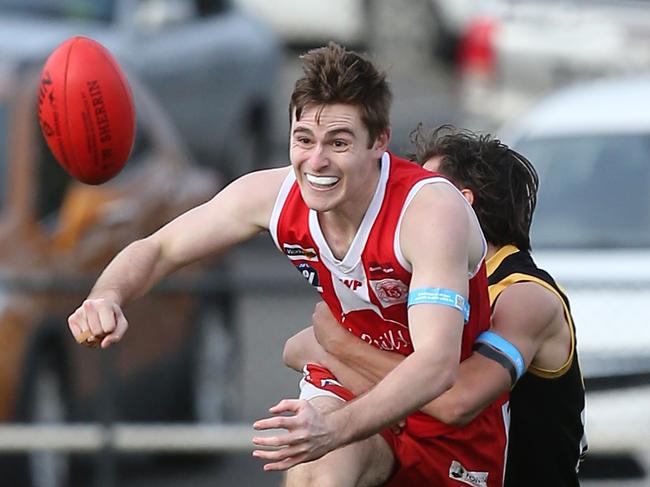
top-left (0, 423), bottom-right (258, 453)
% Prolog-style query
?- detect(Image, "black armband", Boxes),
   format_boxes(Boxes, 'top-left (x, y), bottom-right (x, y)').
top-left (473, 331), bottom-right (526, 386)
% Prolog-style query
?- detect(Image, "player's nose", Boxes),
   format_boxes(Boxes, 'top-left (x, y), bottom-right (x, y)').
top-left (306, 144), bottom-right (329, 171)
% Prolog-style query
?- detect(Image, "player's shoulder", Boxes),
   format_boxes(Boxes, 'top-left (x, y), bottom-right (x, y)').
top-left (497, 252), bottom-right (563, 307)
top-left (238, 165), bottom-right (292, 187)
top-left (219, 166), bottom-right (292, 229)
top-left (399, 179), bottom-right (483, 268)
top-left (231, 166), bottom-right (292, 201)
top-left (500, 280), bottom-right (561, 306)
top-left (407, 179), bottom-right (467, 218)
top-left (403, 180), bottom-right (478, 247)
top-left (496, 280), bottom-right (563, 329)
top-left (491, 279), bottom-right (567, 347)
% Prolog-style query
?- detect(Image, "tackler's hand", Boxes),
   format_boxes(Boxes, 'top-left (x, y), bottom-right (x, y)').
top-left (68, 298), bottom-right (129, 349)
top-left (312, 301), bottom-right (351, 355)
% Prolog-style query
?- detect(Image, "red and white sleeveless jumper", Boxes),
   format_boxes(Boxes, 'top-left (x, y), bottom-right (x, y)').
top-left (270, 152), bottom-right (508, 486)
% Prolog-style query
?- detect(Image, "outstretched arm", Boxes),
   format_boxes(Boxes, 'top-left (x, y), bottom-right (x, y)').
top-left (68, 167), bottom-right (289, 348)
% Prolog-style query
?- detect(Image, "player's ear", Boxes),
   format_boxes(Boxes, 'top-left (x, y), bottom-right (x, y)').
top-left (460, 188), bottom-right (474, 205)
top-left (372, 128), bottom-right (390, 153)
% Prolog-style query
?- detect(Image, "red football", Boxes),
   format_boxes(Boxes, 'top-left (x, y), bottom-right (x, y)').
top-left (37, 36), bottom-right (136, 185)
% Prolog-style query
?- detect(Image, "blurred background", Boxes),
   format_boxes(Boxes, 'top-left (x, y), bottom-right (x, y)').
top-left (0, 0), bottom-right (649, 485)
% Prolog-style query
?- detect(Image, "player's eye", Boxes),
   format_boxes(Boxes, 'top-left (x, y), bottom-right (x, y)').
top-left (296, 136), bottom-right (312, 145)
top-left (332, 139), bottom-right (349, 150)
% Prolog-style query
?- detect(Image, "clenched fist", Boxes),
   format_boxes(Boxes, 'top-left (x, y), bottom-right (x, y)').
top-left (68, 298), bottom-right (129, 349)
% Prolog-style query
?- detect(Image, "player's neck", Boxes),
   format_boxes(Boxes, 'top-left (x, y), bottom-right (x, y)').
top-left (486, 243), bottom-right (524, 261)
top-left (485, 243), bottom-right (500, 261)
top-left (318, 206), bottom-right (368, 261)
top-left (318, 168), bottom-right (380, 260)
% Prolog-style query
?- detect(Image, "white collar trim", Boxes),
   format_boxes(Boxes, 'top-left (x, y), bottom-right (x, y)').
top-left (309, 152), bottom-right (390, 273)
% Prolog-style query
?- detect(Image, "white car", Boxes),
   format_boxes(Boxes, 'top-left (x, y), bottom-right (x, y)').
top-left (459, 0), bottom-right (650, 126)
top-left (502, 74), bottom-right (650, 482)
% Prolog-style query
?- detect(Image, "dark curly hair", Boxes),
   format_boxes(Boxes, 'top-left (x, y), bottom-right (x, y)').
top-left (410, 124), bottom-right (539, 251)
top-left (290, 42), bottom-right (392, 148)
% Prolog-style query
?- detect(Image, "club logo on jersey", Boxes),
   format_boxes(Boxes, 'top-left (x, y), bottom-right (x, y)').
top-left (283, 243), bottom-right (318, 262)
top-left (370, 278), bottom-right (408, 307)
top-left (296, 263), bottom-right (322, 292)
top-left (448, 460), bottom-right (488, 487)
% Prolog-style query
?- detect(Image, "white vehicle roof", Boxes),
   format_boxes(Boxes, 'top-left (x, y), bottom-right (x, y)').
top-left (503, 74), bottom-right (650, 140)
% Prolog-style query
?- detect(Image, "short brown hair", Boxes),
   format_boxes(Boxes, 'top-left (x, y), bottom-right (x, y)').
top-left (410, 124), bottom-right (539, 251)
top-left (290, 42), bottom-right (392, 148)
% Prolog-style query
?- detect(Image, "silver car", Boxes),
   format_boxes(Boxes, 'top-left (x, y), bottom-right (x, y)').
top-left (502, 74), bottom-right (650, 482)
top-left (0, 0), bottom-right (281, 180)
top-left (459, 0), bottom-right (650, 127)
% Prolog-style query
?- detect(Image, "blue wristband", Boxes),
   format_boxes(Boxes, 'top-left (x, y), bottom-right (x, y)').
top-left (476, 331), bottom-right (526, 380)
top-left (407, 287), bottom-right (470, 322)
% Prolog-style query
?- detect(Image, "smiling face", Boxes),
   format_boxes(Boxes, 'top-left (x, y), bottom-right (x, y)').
top-left (290, 103), bottom-right (389, 215)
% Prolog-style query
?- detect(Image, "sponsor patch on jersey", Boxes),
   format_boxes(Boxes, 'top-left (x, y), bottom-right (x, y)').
top-left (283, 243), bottom-right (318, 262)
top-left (296, 263), bottom-right (323, 292)
top-left (359, 327), bottom-right (411, 352)
top-left (367, 262), bottom-right (395, 275)
top-left (448, 460), bottom-right (488, 487)
top-left (370, 278), bottom-right (408, 307)
top-left (340, 277), bottom-right (363, 291)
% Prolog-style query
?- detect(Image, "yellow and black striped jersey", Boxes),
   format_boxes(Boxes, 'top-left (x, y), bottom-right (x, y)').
top-left (487, 245), bottom-right (587, 487)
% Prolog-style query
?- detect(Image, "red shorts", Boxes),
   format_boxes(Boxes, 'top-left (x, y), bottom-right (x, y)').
top-left (300, 363), bottom-right (508, 487)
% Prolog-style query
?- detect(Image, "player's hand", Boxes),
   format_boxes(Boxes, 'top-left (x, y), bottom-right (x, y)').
top-left (312, 301), bottom-right (352, 355)
top-left (67, 298), bottom-right (129, 349)
top-left (252, 399), bottom-right (343, 471)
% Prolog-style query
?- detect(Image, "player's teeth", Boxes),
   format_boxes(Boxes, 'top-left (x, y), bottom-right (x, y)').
top-left (306, 174), bottom-right (339, 186)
